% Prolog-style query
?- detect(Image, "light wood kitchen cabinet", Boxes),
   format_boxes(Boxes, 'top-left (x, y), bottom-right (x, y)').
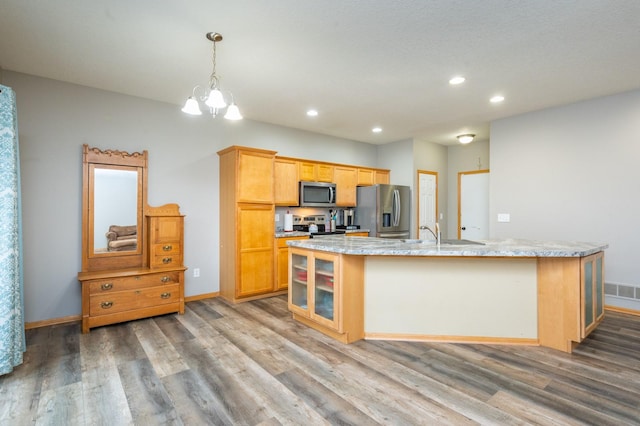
top-left (346, 232), bottom-right (369, 237)
top-left (218, 146), bottom-right (279, 302)
top-left (334, 166), bottom-right (358, 207)
top-left (275, 236), bottom-right (309, 291)
top-left (537, 251), bottom-right (606, 352)
top-left (299, 161), bottom-right (334, 182)
top-left (375, 170), bottom-right (390, 184)
top-left (581, 251), bottom-right (604, 337)
top-left (288, 247), bottom-right (364, 343)
top-left (274, 157), bottom-right (299, 206)
top-left (358, 167), bottom-right (390, 185)
top-left (357, 168), bottom-right (375, 186)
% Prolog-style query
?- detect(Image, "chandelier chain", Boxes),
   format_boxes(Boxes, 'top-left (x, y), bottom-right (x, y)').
top-left (209, 40), bottom-right (219, 89)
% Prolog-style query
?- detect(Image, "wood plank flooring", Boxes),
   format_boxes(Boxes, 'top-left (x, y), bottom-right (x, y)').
top-left (2, 295), bottom-right (640, 425)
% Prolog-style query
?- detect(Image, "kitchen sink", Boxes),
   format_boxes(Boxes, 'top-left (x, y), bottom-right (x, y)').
top-left (401, 239), bottom-right (485, 246)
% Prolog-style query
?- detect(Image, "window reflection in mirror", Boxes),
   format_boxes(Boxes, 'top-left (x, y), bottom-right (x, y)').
top-left (92, 167), bottom-right (139, 253)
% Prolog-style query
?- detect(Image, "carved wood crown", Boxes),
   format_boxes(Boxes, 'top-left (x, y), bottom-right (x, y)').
top-left (86, 146), bottom-right (146, 159)
top-left (83, 144), bottom-right (148, 167)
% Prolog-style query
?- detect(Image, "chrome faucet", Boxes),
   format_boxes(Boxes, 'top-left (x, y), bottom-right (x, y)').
top-left (420, 223), bottom-right (441, 246)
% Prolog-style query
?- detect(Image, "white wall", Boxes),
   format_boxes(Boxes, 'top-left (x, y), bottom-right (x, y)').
top-left (6, 71), bottom-right (379, 323)
top-left (490, 89), bottom-right (640, 310)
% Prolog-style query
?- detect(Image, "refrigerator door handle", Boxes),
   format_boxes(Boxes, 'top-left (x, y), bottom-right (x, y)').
top-left (393, 189), bottom-right (401, 227)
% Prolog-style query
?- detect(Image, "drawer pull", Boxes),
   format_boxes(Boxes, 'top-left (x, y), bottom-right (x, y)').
top-left (163, 244), bottom-right (173, 251)
top-left (160, 292), bottom-right (171, 299)
top-left (100, 301), bottom-right (113, 309)
top-left (162, 257), bottom-right (172, 264)
top-left (101, 283), bottom-right (113, 291)
top-left (161, 276), bottom-right (170, 283)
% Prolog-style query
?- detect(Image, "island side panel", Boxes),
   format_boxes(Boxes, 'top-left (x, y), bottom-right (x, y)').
top-left (364, 257), bottom-right (538, 341)
top-left (537, 257), bottom-right (581, 352)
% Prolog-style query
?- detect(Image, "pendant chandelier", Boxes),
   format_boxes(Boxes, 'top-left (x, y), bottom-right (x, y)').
top-left (181, 32), bottom-right (242, 120)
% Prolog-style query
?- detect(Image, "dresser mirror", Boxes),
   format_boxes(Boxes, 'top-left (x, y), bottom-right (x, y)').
top-left (82, 144), bottom-right (148, 272)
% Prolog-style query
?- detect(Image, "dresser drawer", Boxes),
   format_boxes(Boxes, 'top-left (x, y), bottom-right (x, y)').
top-left (87, 271), bottom-right (180, 294)
top-left (150, 254), bottom-right (182, 269)
top-left (90, 283), bottom-right (180, 316)
top-left (150, 242), bottom-right (181, 257)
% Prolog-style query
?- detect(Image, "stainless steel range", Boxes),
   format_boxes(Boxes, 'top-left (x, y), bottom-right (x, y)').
top-left (293, 215), bottom-right (345, 236)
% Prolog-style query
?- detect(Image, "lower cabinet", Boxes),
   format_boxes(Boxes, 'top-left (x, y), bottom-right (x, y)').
top-left (79, 268), bottom-right (185, 333)
top-left (581, 251), bottom-right (604, 338)
top-left (275, 236), bottom-right (309, 291)
top-left (346, 232), bottom-right (369, 237)
top-left (288, 248), bottom-right (364, 343)
top-left (537, 251), bottom-right (605, 352)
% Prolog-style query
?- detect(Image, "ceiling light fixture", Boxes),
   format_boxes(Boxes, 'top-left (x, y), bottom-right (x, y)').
top-left (306, 109), bottom-right (318, 117)
top-left (490, 95), bottom-right (505, 103)
top-left (449, 76), bottom-right (465, 85)
top-left (182, 32), bottom-right (242, 120)
top-left (372, 127), bottom-right (382, 133)
top-left (457, 134), bottom-right (475, 144)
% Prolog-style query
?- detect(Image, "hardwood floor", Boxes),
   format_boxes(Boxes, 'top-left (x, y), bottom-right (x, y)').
top-left (2, 295), bottom-right (640, 425)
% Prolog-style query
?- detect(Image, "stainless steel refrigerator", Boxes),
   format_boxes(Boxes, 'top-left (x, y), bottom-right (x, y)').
top-left (356, 184), bottom-right (410, 239)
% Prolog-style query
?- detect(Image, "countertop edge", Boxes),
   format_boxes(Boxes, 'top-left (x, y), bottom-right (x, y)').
top-left (286, 237), bottom-right (608, 258)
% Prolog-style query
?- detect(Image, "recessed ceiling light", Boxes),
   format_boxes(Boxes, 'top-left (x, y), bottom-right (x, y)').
top-left (449, 76), bottom-right (465, 85)
top-left (306, 109), bottom-right (318, 117)
top-left (490, 95), bottom-right (505, 103)
top-left (372, 127), bottom-right (382, 133)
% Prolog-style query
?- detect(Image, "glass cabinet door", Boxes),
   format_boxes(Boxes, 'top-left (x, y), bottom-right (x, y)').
top-left (313, 257), bottom-right (335, 321)
top-left (290, 253), bottom-right (309, 310)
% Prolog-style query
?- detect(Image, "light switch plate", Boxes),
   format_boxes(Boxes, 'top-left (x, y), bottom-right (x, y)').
top-left (275, 214), bottom-right (280, 221)
top-left (497, 213), bottom-right (510, 223)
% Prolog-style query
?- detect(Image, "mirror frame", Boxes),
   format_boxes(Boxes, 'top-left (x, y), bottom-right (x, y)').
top-left (81, 144), bottom-right (148, 272)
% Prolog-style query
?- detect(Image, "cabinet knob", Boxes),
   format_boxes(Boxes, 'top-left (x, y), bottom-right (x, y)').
top-left (100, 301), bottom-right (113, 309)
top-left (160, 292), bottom-right (171, 299)
top-left (101, 283), bottom-right (113, 291)
top-left (163, 244), bottom-right (172, 251)
top-left (162, 257), bottom-right (172, 264)
top-left (161, 276), bottom-right (170, 283)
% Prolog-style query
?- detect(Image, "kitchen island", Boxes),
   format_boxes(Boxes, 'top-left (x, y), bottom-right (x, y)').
top-left (287, 236), bottom-right (607, 352)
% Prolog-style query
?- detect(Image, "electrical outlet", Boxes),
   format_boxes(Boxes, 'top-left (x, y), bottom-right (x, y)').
top-left (193, 268), bottom-right (200, 278)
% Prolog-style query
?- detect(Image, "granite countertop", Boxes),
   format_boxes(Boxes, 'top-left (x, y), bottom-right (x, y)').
top-left (286, 236), bottom-right (608, 257)
top-left (275, 229), bottom-right (369, 238)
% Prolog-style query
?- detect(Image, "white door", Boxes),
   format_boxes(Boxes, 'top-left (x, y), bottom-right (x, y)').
top-left (417, 171), bottom-right (437, 240)
top-left (459, 170), bottom-right (489, 240)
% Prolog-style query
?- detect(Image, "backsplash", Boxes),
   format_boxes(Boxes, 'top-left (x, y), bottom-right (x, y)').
top-left (275, 206), bottom-right (333, 231)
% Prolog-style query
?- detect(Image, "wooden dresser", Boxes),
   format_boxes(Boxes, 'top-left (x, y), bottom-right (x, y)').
top-left (77, 145), bottom-right (185, 333)
top-left (78, 204), bottom-right (185, 333)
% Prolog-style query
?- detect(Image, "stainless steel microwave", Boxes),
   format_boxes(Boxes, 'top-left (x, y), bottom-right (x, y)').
top-left (299, 181), bottom-right (336, 207)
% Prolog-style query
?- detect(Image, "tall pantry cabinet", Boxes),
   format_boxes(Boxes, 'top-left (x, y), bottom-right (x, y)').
top-left (218, 146), bottom-right (278, 302)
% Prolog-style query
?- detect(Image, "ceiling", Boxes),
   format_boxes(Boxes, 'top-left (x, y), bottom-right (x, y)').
top-left (1, 1), bottom-right (639, 145)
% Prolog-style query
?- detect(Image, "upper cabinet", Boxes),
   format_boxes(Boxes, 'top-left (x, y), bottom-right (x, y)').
top-left (357, 168), bottom-right (390, 186)
top-left (375, 170), bottom-right (390, 184)
top-left (357, 168), bottom-right (374, 186)
top-left (299, 161), bottom-right (334, 182)
top-left (275, 158), bottom-right (299, 206)
top-left (275, 156), bottom-right (390, 207)
top-left (334, 166), bottom-right (358, 207)
top-left (223, 147), bottom-right (275, 204)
